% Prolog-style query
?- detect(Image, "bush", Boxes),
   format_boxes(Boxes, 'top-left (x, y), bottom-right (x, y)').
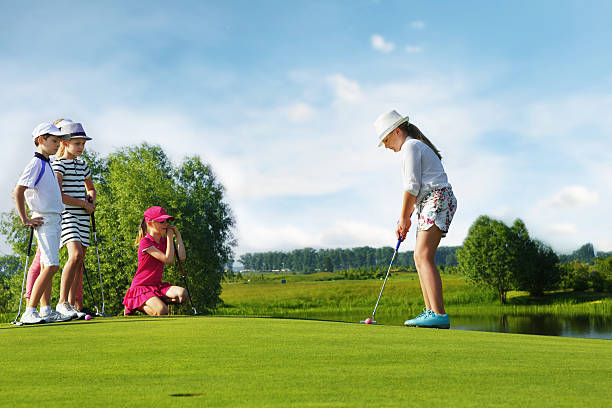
top-left (589, 271), bottom-right (605, 292)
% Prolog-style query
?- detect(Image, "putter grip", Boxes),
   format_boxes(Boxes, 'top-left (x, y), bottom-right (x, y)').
top-left (395, 237), bottom-right (402, 251)
top-left (86, 196), bottom-right (96, 230)
top-left (27, 227), bottom-right (34, 256)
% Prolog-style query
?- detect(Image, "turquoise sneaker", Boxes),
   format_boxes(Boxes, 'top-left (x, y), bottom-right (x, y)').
top-left (404, 308), bottom-right (431, 326)
top-left (413, 311), bottom-right (450, 329)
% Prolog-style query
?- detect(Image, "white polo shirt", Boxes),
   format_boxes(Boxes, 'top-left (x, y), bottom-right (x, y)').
top-left (401, 138), bottom-right (451, 204)
top-left (17, 155), bottom-right (64, 214)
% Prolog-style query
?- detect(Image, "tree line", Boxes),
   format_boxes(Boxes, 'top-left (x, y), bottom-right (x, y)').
top-left (237, 246), bottom-right (459, 273)
top-left (237, 216), bottom-right (612, 305)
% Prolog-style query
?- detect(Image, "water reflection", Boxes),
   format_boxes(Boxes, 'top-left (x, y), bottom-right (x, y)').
top-left (284, 311), bottom-right (612, 339)
top-left (448, 314), bottom-right (612, 339)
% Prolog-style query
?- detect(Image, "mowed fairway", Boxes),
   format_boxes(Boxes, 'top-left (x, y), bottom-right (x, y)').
top-left (1, 317), bottom-right (610, 407)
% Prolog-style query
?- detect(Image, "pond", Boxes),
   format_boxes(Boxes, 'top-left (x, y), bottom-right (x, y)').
top-left (449, 313), bottom-right (612, 340)
top-left (285, 312), bottom-right (612, 340)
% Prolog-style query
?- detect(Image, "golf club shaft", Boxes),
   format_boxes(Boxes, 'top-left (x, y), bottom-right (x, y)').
top-left (371, 237), bottom-right (402, 321)
top-left (13, 227), bottom-right (34, 323)
top-left (90, 212), bottom-right (106, 313)
top-left (82, 264), bottom-right (100, 314)
top-left (172, 238), bottom-right (197, 313)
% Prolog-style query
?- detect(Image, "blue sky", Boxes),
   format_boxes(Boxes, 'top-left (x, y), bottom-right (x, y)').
top-left (2, 1), bottom-right (612, 257)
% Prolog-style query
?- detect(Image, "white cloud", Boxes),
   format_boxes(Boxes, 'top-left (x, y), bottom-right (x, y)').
top-left (370, 34), bottom-right (395, 53)
top-left (523, 94), bottom-right (612, 148)
top-left (410, 21), bottom-right (426, 30)
top-left (548, 223), bottom-right (578, 235)
top-left (405, 45), bottom-right (423, 53)
top-left (543, 186), bottom-right (600, 209)
top-left (286, 102), bottom-right (315, 122)
top-left (327, 74), bottom-right (364, 103)
top-left (235, 216), bottom-right (396, 255)
top-left (320, 220), bottom-right (393, 248)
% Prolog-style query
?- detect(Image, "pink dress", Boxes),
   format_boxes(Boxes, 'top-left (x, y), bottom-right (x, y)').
top-left (122, 234), bottom-right (172, 315)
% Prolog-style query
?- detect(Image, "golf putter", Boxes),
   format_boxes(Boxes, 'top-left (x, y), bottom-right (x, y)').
top-left (88, 197), bottom-right (110, 317)
top-left (83, 264), bottom-right (102, 316)
top-left (172, 238), bottom-right (200, 315)
top-left (361, 236), bottom-right (402, 325)
top-left (11, 227), bottom-right (34, 326)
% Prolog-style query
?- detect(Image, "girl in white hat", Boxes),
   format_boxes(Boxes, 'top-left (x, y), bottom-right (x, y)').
top-left (52, 120), bottom-right (96, 319)
top-left (375, 110), bottom-right (457, 329)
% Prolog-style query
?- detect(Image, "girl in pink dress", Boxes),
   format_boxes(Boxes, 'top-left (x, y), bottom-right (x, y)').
top-left (123, 206), bottom-right (188, 316)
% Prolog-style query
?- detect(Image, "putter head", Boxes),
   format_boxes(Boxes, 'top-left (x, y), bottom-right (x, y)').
top-left (11, 320), bottom-right (24, 326)
top-left (96, 312), bottom-right (111, 317)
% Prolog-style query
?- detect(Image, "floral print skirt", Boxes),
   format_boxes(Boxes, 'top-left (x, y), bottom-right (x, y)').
top-left (416, 187), bottom-right (457, 237)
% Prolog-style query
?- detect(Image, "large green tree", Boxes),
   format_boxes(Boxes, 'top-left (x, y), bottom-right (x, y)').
top-left (456, 216), bottom-right (519, 303)
top-left (0, 143), bottom-right (235, 315)
top-left (510, 220), bottom-right (560, 296)
top-left (458, 216), bottom-right (563, 302)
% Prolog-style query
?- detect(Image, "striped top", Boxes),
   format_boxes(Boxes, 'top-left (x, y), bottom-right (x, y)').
top-left (52, 158), bottom-right (92, 210)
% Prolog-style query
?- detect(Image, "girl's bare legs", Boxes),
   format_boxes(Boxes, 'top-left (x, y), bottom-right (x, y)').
top-left (413, 226), bottom-right (445, 315)
top-left (141, 296), bottom-right (169, 316)
top-left (68, 247), bottom-right (87, 309)
top-left (141, 287), bottom-right (188, 316)
top-left (164, 286), bottom-right (188, 304)
top-left (415, 268), bottom-right (432, 311)
top-left (59, 241), bottom-right (84, 303)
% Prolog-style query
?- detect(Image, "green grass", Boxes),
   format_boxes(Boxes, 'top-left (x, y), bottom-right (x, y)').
top-left (1, 316), bottom-right (610, 407)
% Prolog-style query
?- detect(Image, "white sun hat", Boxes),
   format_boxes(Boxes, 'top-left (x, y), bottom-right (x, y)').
top-left (60, 122), bottom-right (91, 140)
top-left (374, 110), bottom-right (409, 147)
top-left (31, 122), bottom-right (69, 140)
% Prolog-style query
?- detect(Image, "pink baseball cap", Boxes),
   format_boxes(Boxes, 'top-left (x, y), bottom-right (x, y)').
top-left (144, 206), bottom-right (174, 222)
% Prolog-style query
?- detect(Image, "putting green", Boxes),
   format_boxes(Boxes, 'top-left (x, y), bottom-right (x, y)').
top-left (1, 316), bottom-right (610, 407)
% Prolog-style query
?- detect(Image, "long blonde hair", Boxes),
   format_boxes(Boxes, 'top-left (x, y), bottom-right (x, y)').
top-left (134, 217), bottom-right (148, 247)
top-left (53, 118), bottom-right (69, 159)
top-left (399, 122), bottom-right (442, 160)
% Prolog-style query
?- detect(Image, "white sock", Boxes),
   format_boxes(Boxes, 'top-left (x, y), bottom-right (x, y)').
top-left (41, 305), bottom-right (52, 314)
top-left (26, 307), bottom-right (36, 313)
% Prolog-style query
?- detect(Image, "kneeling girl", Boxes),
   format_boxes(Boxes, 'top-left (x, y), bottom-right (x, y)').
top-left (123, 206), bottom-right (188, 316)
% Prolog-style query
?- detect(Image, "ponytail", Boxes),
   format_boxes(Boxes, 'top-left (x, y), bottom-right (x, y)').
top-left (55, 141), bottom-right (67, 160)
top-left (53, 119), bottom-right (67, 160)
top-left (399, 122), bottom-right (442, 161)
top-left (134, 218), bottom-right (148, 247)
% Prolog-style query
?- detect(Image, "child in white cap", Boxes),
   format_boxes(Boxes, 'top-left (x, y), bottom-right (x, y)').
top-left (375, 110), bottom-right (457, 329)
top-left (14, 123), bottom-right (72, 324)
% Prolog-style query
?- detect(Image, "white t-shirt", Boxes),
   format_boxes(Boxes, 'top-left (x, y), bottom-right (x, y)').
top-left (17, 155), bottom-right (64, 214)
top-left (401, 138), bottom-right (451, 204)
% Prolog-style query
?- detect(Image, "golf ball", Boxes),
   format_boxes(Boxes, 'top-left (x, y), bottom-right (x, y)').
top-left (365, 318), bottom-right (372, 324)
top-left (85, 314), bottom-right (92, 321)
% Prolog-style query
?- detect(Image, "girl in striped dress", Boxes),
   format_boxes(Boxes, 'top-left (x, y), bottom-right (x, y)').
top-left (52, 121), bottom-right (97, 318)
